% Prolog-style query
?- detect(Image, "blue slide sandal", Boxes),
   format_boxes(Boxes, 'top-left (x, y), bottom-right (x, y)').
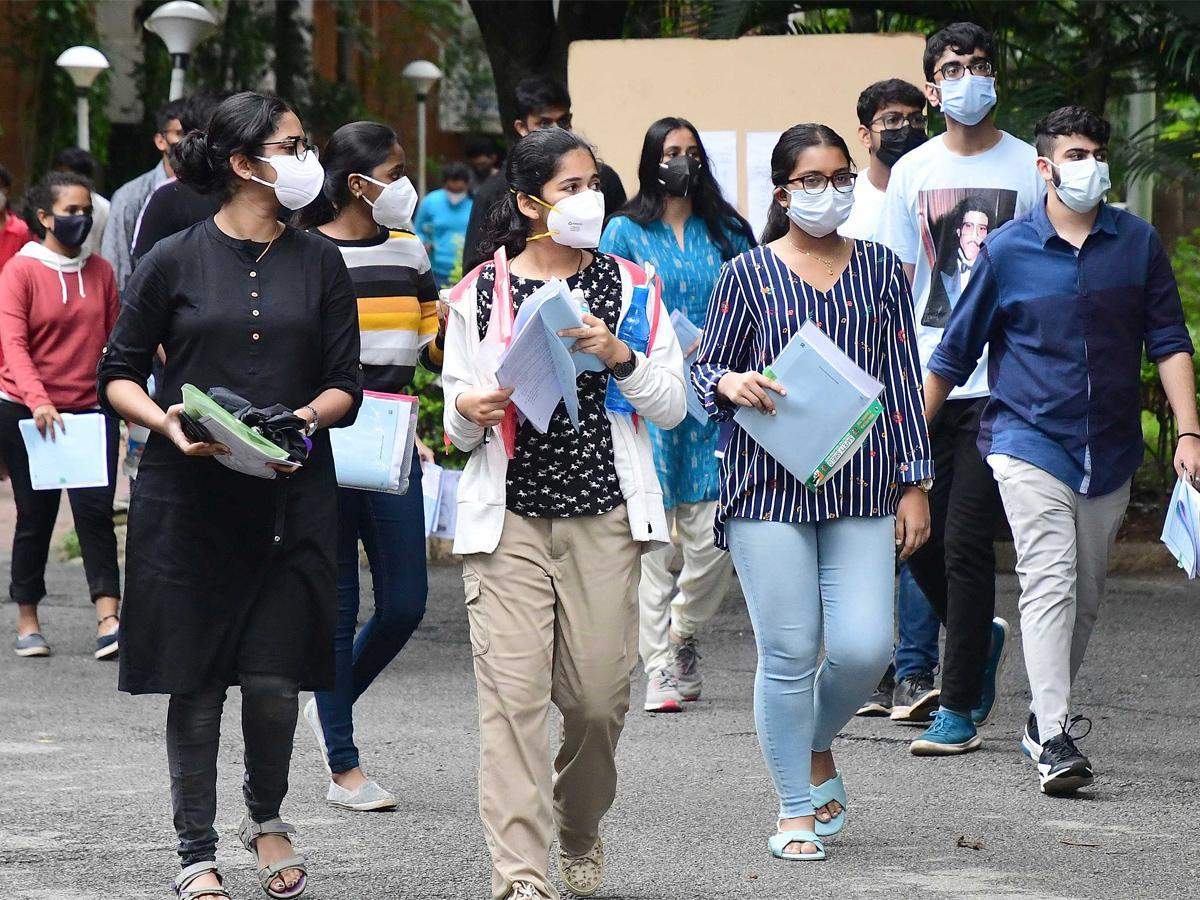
top-left (811, 773), bottom-right (847, 837)
top-left (768, 830), bottom-right (826, 861)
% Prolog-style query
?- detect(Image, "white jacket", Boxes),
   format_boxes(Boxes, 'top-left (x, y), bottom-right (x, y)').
top-left (442, 254), bottom-right (687, 556)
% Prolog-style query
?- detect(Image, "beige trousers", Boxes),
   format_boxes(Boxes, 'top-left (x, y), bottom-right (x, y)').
top-left (463, 506), bottom-right (641, 900)
top-left (637, 500), bottom-right (732, 673)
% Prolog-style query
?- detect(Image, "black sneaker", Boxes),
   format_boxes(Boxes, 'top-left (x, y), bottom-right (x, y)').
top-left (1037, 717), bottom-right (1094, 795)
top-left (890, 671), bottom-right (939, 724)
top-left (857, 666), bottom-right (895, 717)
top-left (1020, 712), bottom-right (1041, 761)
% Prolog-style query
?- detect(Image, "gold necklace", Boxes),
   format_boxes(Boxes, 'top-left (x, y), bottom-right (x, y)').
top-left (254, 221), bottom-right (284, 264)
top-left (789, 236), bottom-right (845, 276)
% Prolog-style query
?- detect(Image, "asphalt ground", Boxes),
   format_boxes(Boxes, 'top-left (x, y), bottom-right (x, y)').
top-left (1, 555), bottom-right (1198, 900)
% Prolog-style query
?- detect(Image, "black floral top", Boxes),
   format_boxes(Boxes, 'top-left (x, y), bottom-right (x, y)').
top-left (476, 252), bottom-right (625, 518)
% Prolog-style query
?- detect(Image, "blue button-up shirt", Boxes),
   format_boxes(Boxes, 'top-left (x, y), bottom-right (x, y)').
top-left (929, 199), bottom-right (1194, 497)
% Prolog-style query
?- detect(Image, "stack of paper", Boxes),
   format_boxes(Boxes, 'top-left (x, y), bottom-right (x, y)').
top-left (734, 320), bottom-right (884, 491)
top-left (495, 279), bottom-right (602, 434)
top-left (1161, 475), bottom-right (1200, 578)
top-left (19, 412), bottom-right (110, 490)
top-left (181, 384), bottom-right (293, 480)
top-left (422, 462), bottom-right (461, 540)
top-left (670, 309), bottom-right (709, 425)
top-left (331, 391), bottom-right (418, 494)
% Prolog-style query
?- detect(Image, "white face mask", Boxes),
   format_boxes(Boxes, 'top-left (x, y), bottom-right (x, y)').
top-left (354, 174), bottom-right (418, 228)
top-left (253, 151), bottom-right (325, 210)
top-left (1044, 157), bottom-right (1110, 214)
top-left (785, 185), bottom-right (855, 238)
top-left (533, 189), bottom-right (605, 249)
top-left (936, 74), bottom-right (997, 127)
top-left (446, 189), bottom-right (468, 204)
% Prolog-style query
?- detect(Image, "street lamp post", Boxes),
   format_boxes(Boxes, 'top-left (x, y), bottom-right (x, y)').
top-left (56, 46), bottom-right (110, 152)
top-left (402, 60), bottom-right (443, 196)
top-left (145, 0), bottom-right (219, 101)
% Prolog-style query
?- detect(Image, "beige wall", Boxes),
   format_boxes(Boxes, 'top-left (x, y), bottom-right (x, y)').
top-left (569, 32), bottom-right (926, 225)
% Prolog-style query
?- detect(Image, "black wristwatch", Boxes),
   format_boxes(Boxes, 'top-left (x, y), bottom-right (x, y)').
top-left (610, 351), bottom-right (638, 380)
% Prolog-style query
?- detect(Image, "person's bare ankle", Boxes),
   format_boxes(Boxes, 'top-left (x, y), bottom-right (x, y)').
top-left (332, 766), bottom-right (369, 791)
top-left (16, 606), bottom-right (40, 638)
top-left (810, 749), bottom-right (837, 784)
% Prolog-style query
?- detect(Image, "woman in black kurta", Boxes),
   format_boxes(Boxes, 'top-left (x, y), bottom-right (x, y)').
top-left (99, 92), bottom-right (361, 900)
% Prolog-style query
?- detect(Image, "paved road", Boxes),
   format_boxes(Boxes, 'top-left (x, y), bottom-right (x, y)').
top-left (1, 555), bottom-right (1197, 899)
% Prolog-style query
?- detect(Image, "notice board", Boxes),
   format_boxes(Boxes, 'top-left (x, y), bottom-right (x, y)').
top-left (569, 33), bottom-right (926, 237)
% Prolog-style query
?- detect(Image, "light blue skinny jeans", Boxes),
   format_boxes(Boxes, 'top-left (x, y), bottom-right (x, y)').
top-left (727, 515), bottom-right (895, 819)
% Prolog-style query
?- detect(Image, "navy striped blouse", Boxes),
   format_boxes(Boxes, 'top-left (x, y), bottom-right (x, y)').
top-left (692, 242), bottom-right (932, 548)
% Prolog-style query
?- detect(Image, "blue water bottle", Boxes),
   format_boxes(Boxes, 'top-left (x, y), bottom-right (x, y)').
top-left (605, 266), bottom-right (653, 415)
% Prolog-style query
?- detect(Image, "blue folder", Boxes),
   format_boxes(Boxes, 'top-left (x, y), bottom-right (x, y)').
top-left (18, 412), bottom-right (109, 491)
top-left (1161, 475), bottom-right (1200, 578)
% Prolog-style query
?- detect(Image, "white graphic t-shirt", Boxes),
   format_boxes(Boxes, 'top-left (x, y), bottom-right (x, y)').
top-left (876, 132), bottom-right (1045, 399)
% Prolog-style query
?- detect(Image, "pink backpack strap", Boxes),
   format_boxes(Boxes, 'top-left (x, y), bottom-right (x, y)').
top-left (447, 261), bottom-right (489, 304)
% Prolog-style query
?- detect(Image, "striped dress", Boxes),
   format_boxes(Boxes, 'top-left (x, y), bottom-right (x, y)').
top-left (692, 241), bottom-right (933, 549)
top-left (316, 227), bottom-right (442, 388)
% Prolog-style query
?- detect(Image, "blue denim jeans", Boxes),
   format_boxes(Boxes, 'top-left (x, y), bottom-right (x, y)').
top-left (314, 456), bottom-right (428, 774)
top-left (727, 515), bottom-right (894, 819)
top-left (894, 562), bottom-right (940, 680)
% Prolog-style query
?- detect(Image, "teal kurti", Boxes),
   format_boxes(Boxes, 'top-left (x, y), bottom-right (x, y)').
top-left (599, 214), bottom-right (752, 509)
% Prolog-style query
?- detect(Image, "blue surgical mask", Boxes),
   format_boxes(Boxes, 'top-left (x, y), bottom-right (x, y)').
top-left (936, 74), bottom-right (997, 127)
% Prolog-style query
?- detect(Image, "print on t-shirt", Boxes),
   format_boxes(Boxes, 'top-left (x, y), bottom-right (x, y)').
top-left (918, 187), bottom-right (1017, 327)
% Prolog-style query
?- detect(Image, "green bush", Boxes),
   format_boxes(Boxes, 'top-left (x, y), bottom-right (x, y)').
top-left (1137, 228), bottom-right (1200, 498)
top-left (412, 367), bottom-right (468, 470)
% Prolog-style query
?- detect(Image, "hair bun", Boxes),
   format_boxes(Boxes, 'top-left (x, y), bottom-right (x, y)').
top-left (172, 128), bottom-right (222, 194)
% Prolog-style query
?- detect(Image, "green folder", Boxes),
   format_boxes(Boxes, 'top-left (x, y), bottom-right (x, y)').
top-left (181, 384), bottom-right (291, 478)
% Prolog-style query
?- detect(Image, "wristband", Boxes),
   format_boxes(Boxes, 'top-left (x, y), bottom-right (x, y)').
top-left (1179, 432), bottom-right (1200, 443)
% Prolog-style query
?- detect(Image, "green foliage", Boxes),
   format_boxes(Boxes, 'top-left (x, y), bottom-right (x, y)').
top-left (2, 0), bottom-right (110, 178)
top-left (412, 367), bottom-right (468, 470)
top-left (60, 529), bottom-right (81, 561)
top-left (1137, 228), bottom-right (1200, 498)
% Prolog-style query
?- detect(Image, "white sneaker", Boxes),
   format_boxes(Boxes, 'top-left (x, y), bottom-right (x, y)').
top-left (644, 667), bottom-right (684, 713)
top-left (326, 777), bottom-right (398, 811)
top-left (507, 882), bottom-right (545, 900)
top-left (302, 697), bottom-right (331, 774)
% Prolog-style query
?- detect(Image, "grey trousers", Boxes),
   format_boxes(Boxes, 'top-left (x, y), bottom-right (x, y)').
top-left (989, 454), bottom-right (1130, 741)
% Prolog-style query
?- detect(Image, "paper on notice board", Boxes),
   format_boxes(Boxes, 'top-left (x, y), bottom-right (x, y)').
top-left (745, 131), bottom-right (783, 240)
top-left (700, 130), bottom-right (738, 208)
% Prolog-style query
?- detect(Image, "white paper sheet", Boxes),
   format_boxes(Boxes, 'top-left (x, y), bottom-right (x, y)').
top-left (699, 130), bottom-right (739, 208)
top-left (745, 130), bottom-right (783, 240)
top-left (496, 318), bottom-right (571, 433)
top-left (1162, 475), bottom-right (1200, 578)
top-left (19, 413), bottom-right (109, 490)
top-left (670, 309), bottom-right (709, 425)
top-left (430, 468), bottom-right (461, 540)
top-left (422, 462), bottom-right (444, 536)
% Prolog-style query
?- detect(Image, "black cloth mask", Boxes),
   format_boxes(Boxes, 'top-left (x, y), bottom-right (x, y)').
top-left (658, 155), bottom-right (702, 197)
top-left (876, 126), bottom-right (928, 168)
top-left (51, 212), bottom-right (93, 248)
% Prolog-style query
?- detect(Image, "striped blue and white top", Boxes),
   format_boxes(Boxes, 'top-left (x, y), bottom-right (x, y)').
top-left (692, 242), bottom-right (933, 548)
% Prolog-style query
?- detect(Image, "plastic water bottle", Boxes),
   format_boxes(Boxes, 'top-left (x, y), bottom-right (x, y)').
top-left (605, 280), bottom-right (651, 415)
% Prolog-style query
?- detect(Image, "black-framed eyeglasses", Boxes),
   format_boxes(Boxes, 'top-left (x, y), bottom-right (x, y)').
top-left (871, 112), bottom-right (928, 132)
top-left (259, 136), bottom-right (317, 161)
top-left (785, 172), bottom-right (856, 194)
top-left (935, 58), bottom-right (994, 81)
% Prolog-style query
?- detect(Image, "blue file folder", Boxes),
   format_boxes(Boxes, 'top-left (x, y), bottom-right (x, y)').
top-left (18, 412), bottom-right (109, 491)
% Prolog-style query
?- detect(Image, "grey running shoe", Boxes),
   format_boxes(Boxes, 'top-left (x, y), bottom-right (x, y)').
top-left (14, 633), bottom-right (50, 657)
top-left (857, 666), bottom-right (895, 716)
top-left (672, 635), bottom-right (702, 701)
top-left (326, 778), bottom-right (398, 811)
top-left (644, 667), bottom-right (684, 713)
top-left (891, 671), bottom-right (939, 724)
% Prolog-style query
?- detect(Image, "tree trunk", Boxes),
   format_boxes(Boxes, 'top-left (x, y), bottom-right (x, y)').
top-left (469, 0), bottom-right (628, 140)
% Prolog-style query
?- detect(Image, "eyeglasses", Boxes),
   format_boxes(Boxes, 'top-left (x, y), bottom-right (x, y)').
top-left (785, 172), bottom-right (857, 194)
top-left (934, 58), bottom-right (995, 81)
top-left (870, 112), bottom-right (928, 132)
top-left (259, 136), bottom-right (317, 161)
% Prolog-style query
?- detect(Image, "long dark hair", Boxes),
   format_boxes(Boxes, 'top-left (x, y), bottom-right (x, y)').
top-left (173, 91), bottom-right (292, 203)
top-left (295, 121), bottom-right (399, 230)
top-left (612, 117), bottom-right (754, 260)
top-left (479, 128), bottom-right (597, 259)
top-left (760, 123), bottom-right (853, 244)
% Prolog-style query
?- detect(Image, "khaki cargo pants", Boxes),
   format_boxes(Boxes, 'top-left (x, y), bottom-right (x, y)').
top-left (463, 506), bottom-right (641, 900)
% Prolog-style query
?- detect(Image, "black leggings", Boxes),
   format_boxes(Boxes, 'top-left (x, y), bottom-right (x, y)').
top-left (166, 674), bottom-right (300, 867)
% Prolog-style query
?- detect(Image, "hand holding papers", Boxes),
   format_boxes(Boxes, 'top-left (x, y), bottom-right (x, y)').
top-left (19, 412), bottom-right (110, 490)
top-left (331, 391), bottom-right (419, 494)
top-left (495, 278), bottom-right (601, 434)
top-left (1161, 475), bottom-right (1200, 578)
top-left (733, 320), bottom-right (883, 491)
top-left (670, 309), bottom-right (709, 425)
top-left (181, 384), bottom-right (293, 480)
